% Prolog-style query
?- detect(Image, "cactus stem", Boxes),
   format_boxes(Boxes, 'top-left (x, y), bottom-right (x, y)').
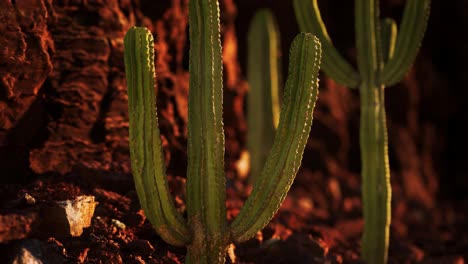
top-left (360, 83), bottom-right (391, 264)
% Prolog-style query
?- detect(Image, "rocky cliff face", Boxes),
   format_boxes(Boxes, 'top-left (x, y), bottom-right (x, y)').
top-left (1, 0), bottom-right (139, 178)
top-left (0, 0), bottom-right (245, 183)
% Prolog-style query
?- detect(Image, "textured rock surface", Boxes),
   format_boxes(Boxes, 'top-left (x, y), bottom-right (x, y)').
top-left (0, 0), bottom-right (245, 180)
top-left (0, 0), bottom-right (53, 128)
top-left (27, 0), bottom-right (138, 176)
top-left (40, 195), bottom-right (97, 237)
top-left (11, 239), bottom-right (66, 264)
top-left (0, 211), bottom-right (39, 243)
top-left (12, 240), bottom-right (44, 264)
top-left (0, 0), bottom-right (54, 179)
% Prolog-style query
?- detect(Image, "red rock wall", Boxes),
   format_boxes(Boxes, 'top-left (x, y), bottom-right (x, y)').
top-left (0, 0), bottom-right (245, 184)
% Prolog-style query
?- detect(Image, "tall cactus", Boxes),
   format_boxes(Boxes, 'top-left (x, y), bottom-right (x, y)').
top-left (247, 9), bottom-right (282, 184)
top-left (124, 0), bottom-right (322, 262)
top-left (293, 0), bottom-right (430, 263)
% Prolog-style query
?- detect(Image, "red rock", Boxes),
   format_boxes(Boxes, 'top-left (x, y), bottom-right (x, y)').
top-left (40, 195), bottom-right (97, 237)
top-left (0, 211), bottom-right (39, 243)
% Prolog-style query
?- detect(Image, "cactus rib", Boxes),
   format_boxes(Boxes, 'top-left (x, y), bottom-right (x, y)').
top-left (293, 0), bottom-right (360, 88)
top-left (186, 0), bottom-right (227, 262)
top-left (124, 27), bottom-right (190, 247)
top-left (231, 33), bottom-right (321, 243)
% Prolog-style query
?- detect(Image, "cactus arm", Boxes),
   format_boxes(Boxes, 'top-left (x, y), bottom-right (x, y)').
top-left (230, 33), bottom-right (321, 243)
top-left (186, 0), bottom-right (227, 262)
top-left (380, 18), bottom-right (397, 63)
top-left (381, 0), bottom-right (430, 86)
top-left (124, 27), bottom-right (190, 247)
top-left (247, 9), bottom-right (281, 184)
top-left (293, 0), bottom-right (359, 88)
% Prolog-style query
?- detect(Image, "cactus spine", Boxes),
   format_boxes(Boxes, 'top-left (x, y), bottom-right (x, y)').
top-left (124, 0), bottom-right (322, 263)
top-left (294, 0), bottom-right (430, 263)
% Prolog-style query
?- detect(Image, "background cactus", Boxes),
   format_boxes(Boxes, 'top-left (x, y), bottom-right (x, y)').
top-left (293, 0), bottom-right (430, 263)
top-left (247, 9), bottom-right (282, 184)
top-left (124, 0), bottom-right (322, 262)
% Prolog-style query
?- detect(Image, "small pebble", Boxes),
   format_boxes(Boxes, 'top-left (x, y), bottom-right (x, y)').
top-left (23, 193), bottom-right (36, 205)
top-left (111, 219), bottom-right (126, 230)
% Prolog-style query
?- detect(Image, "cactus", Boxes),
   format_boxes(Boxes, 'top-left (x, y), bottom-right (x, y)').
top-left (247, 9), bottom-right (282, 184)
top-left (124, 0), bottom-right (322, 262)
top-left (293, 0), bottom-right (430, 263)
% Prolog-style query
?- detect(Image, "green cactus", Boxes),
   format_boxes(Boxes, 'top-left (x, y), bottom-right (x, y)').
top-left (293, 0), bottom-right (430, 263)
top-left (247, 9), bottom-right (282, 184)
top-left (124, 0), bottom-right (322, 262)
